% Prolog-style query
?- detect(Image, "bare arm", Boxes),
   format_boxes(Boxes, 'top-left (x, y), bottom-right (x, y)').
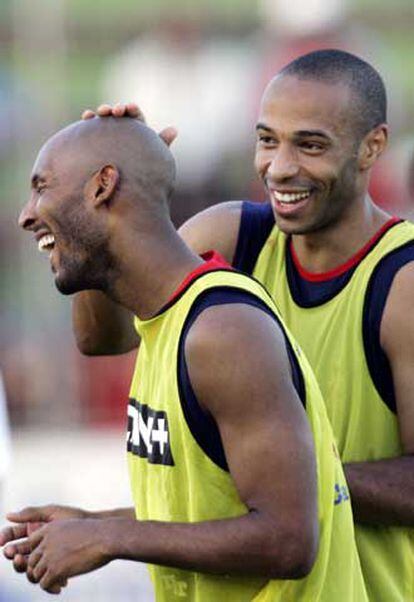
top-left (72, 202), bottom-right (242, 355)
top-left (14, 305), bottom-right (318, 592)
top-left (178, 200), bottom-right (242, 263)
top-left (0, 504), bottom-right (135, 571)
top-left (72, 291), bottom-right (139, 355)
top-left (345, 262), bottom-right (414, 525)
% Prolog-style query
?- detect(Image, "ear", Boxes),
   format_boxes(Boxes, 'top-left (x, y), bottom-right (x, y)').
top-left (358, 124), bottom-right (388, 171)
top-left (84, 164), bottom-right (120, 207)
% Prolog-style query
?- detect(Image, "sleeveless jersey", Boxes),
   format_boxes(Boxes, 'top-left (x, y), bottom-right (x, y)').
top-left (234, 201), bottom-right (414, 602)
top-left (127, 260), bottom-right (367, 602)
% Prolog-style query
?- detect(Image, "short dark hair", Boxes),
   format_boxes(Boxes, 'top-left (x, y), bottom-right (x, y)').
top-left (280, 49), bottom-right (387, 137)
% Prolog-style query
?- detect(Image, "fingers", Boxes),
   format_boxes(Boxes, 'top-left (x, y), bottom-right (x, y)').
top-left (125, 102), bottom-right (142, 119)
top-left (81, 102), bottom-right (145, 122)
top-left (159, 126), bottom-right (178, 147)
top-left (6, 505), bottom-right (49, 524)
top-left (27, 521), bottom-right (46, 536)
top-left (82, 109), bottom-right (96, 120)
top-left (0, 523), bottom-right (28, 546)
top-left (28, 546), bottom-right (43, 572)
top-left (13, 553), bottom-right (29, 573)
top-left (40, 569), bottom-right (61, 595)
top-left (47, 581), bottom-right (65, 595)
top-left (4, 538), bottom-right (32, 559)
top-left (39, 566), bottom-right (68, 595)
top-left (112, 103), bottom-right (126, 117)
top-left (101, 102), bottom-right (143, 120)
top-left (96, 104), bottom-right (113, 116)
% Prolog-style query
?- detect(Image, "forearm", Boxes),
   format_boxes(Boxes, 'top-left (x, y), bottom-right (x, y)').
top-left (345, 455), bottom-right (414, 525)
top-left (72, 290), bottom-right (138, 355)
top-left (104, 511), bottom-right (313, 579)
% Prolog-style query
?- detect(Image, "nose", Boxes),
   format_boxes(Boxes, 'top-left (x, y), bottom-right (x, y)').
top-left (18, 196), bottom-right (38, 231)
top-left (267, 146), bottom-right (300, 182)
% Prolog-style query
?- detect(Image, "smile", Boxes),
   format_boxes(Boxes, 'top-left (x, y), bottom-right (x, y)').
top-left (38, 233), bottom-right (55, 253)
top-left (272, 190), bottom-right (311, 204)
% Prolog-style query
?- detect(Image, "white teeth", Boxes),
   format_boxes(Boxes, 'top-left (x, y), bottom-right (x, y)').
top-left (38, 233), bottom-right (55, 252)
top-left (273, 191), bottom-right (310, 203)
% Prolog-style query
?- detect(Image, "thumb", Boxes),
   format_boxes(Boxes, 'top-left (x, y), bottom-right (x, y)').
top-left (27, 522), bottom-right (45, 536)
top-left (6, 506), bottom-right (51, 524)
top-left (159, 126), bottom-right (178, 147)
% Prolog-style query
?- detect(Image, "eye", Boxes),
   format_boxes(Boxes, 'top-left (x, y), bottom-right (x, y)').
top-left (257, 134), bottom-right (277, 147)
top-left (300, 141), bottom-right (325, 154)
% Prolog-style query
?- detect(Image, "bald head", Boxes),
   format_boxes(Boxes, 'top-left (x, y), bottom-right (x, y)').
top-left (20, 118), bottom-right (179, 297)
top-left (35, 117), bottom-right (176, 208)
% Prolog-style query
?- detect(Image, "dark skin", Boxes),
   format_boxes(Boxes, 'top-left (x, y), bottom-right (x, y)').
top-left (2, 117), bottom-right (319, 594)
top-left (66, 77), bottom-right (414, 529)
top-left (2, 308), bottom-right (318, 593)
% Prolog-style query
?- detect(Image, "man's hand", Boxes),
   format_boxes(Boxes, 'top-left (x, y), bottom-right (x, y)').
top-left (1, 505), bottom-right (87, 580)
top-left (82, 102), bottom-right (143, 121)
top-left (81, 102), bottom-right (178, 147)
top-left (26, 518), bottom-right (112, 594)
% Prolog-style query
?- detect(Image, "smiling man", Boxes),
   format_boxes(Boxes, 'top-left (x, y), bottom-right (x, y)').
top-left (1, 116), bottom-right (368, 600)
top-left (70, 49), bottom-right (414, 601)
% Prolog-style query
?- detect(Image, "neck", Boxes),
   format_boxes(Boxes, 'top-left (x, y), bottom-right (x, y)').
top-left (106, 218), bottom-right (203, 319)
top-left (291, 195), bottom-right (391, 273)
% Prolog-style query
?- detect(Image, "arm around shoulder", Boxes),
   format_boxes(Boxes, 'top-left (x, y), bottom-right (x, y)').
top-left (179, 201), bottom-right (243, 263)
top-left (72, 290), bottom-right (139, 356)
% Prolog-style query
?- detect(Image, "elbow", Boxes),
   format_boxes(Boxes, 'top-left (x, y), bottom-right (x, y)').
top-left (74, 331), bottom-right (128, 356)
top-left (264, 522), bottom-right (319, 579)
top-left (74, 332), bottom-right (107, 356)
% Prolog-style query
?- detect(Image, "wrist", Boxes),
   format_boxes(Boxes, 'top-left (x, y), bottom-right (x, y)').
top-left (88, 507), bottom-right (136, 520)
top-left (101, 517), bottom-right (137, 561)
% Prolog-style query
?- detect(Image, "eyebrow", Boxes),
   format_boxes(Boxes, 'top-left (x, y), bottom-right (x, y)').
top-left (256, 123), bottom-right (272, 132)
top-left (295, 130), bottom-right (331, 139)
top-left (256, 123), bottom-right (332, 141)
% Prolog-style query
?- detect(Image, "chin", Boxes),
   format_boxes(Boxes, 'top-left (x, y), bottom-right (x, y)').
top-left (275, 218), bottom-right (309, 236)
top-left (55, 277), bottom-right (82, 296)
top-left (54, 268), bottom-right (89, 295)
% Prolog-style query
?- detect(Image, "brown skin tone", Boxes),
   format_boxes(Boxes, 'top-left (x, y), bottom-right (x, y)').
top-left (2, 308), bottom-right (318, 593)
top-left (70, 84), bottom-right (414, 529)
top-left (254, 76), bottom-right (389, 266)
top-left (2, 117), bottom-right (319, 594)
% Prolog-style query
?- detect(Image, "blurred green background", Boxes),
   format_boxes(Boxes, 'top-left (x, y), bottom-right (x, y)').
top-left (0, 0), bottom-right (413, 598)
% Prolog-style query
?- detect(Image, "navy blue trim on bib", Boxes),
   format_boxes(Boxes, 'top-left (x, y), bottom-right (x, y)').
top-left (233, 201), bottom-right (275, 275)
top-left (286, 240), bottom-right (358, 307)
top-left (286, 221), bottom-right (403, 308)
top-left (177, 286), bottom-right (306, 471)
top-left (363, 241), bottom-right (414, 414)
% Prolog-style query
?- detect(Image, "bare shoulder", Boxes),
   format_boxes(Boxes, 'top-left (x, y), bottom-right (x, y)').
top-left (381, 260), bottom-right (414, 451)
top-left (184, 303), bottom-right (292, 417)
top-left (381, 261), bottom-right (414, 348)
top-left (178, 201), bottom-right (243, 263)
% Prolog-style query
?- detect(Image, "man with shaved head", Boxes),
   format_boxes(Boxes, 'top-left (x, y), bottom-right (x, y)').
top-left (1, 117), bottom-right (368, 600)
top-left (69, 49), bottom-right (414, 601)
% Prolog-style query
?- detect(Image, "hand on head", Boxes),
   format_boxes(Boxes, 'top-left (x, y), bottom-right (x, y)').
top-left (81, 102), bottom-right (178, 147)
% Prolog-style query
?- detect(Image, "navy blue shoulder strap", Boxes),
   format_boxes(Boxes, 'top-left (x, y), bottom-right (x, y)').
top-left (233, 201), bottom-right (275, 275)
top-left (177, 285), bottom-right (306, 470)
top-left (363, 241), bottom-right (414, 414)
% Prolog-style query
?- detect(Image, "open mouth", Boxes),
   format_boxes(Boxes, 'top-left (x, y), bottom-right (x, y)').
top-left (273, 190), bottom-right (311, 204)
top-left (270, 189), bottom-right (313, 216)
top-left (38, 233), bottom-right (55, 254)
